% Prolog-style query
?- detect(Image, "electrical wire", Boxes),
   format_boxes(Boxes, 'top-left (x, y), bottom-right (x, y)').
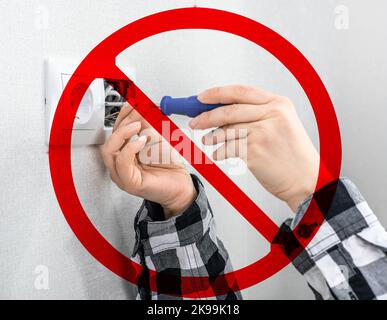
top-left (104, 81), bottom-right (125, 127)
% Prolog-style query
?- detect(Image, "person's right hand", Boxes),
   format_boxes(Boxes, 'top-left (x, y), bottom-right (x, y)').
top-left (189, 85), bottom-right (324, 212)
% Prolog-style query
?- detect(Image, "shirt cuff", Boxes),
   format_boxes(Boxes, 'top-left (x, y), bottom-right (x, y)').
top-left (132, 174), bottom-right (213, 257)
top-left (275, 178), bottom-right (382, 274)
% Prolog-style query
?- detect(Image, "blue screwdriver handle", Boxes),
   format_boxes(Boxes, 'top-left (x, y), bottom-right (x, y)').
top-left (160, 95), bottom-right (224, 118)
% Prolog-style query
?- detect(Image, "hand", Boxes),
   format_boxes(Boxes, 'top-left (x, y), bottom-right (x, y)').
top-left (189, 85), bottom-right (322, 212)
top-left (101, 103), bottom-right (196, 219)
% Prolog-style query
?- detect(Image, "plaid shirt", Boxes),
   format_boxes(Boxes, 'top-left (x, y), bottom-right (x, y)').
top-left (132, 176), bottom-right (387, 300)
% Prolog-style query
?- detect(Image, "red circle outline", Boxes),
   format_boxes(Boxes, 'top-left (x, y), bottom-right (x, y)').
top-left (49, 8), bottom-right (341, 298)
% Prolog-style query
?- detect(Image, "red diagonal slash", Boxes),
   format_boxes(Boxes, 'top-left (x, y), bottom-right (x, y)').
top-left (106, 68), bottom-right (280, 243)
top-left (49, 8), bottom-right (341, 297)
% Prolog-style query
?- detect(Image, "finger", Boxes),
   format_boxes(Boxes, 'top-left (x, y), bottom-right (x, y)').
top-left (100, 145), bottom-right (122, 187)
top-left (138, 139), bottom-right (185, 167)
top-left (136, 125), bottom-right (185, 166)
top-left (101, 121), bottom-right (142, 186)
top-left (113, 102), bottom-right (135, 132)
top-left (139, 127), bottom-right (162, 144)
top-left (115, 136), bottom-right (147, 189)
top-left (213, 138), bottom-right (248, 161)
top-left (104, 121), bottom-right (141, 154)
top-left (115, 106), bottom-right (151, 132)
top-left (202, 123), bottom-right (250, 145)
top-left (117, 135), bottom-right (148, 165)
top-left (198, 85), bottom-right (275, 105)
top-left (189, 103), bottom-right (269, 129)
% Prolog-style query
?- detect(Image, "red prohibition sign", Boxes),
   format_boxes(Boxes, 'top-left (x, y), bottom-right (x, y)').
top-left (49, 8), bottom-right (341, 298)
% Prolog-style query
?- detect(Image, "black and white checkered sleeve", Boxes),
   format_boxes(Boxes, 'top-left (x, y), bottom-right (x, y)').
top-left (132, 174), bottom-right (241, 300)
top-left (278, 178), bottom-right (387, 300)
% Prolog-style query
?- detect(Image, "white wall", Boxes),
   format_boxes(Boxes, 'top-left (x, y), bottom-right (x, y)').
top-left (1, 0), bottom-right (386, 299)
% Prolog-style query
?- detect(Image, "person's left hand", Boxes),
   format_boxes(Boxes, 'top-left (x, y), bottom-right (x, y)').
top-left (101, 103), bottom-right (196, 219)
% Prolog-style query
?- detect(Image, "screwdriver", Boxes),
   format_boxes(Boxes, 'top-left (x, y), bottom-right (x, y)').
top-left (160, 95), bottom-right (224, 118)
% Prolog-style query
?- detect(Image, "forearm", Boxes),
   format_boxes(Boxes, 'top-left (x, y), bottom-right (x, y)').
top-left (132, 174), bottom-right (241, 300)
top-left (276, 178), bottom-right (387, 300)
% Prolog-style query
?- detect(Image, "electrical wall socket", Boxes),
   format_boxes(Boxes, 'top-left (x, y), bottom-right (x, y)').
top-left (45, 57), bottom-right (105, 145)
top-left (45, 57), bottom-right (136, 146)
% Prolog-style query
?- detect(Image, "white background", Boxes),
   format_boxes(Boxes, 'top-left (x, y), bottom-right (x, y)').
top-left (0, 0), bottom-right (386, 299)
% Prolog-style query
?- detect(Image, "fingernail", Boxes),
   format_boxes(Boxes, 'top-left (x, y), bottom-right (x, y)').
top-left (189, 117), bottom-right (199, 128)
top-left (138, 135), bottom-right (147, 143)
top-left (128, 121), bottom-right (141, 129)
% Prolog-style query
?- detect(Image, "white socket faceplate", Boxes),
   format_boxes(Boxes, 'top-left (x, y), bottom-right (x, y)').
top-left (45, 56), bottom-right (137, 145)
top-left (45, 57), bottom-right (106, 145)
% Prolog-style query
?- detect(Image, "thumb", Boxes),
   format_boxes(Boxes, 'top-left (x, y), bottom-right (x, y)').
top-left (115, 136), bottom-right (147, 191)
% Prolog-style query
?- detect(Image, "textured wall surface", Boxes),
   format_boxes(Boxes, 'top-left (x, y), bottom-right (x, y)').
top-left (0, 0), bottom-right (386, 299)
